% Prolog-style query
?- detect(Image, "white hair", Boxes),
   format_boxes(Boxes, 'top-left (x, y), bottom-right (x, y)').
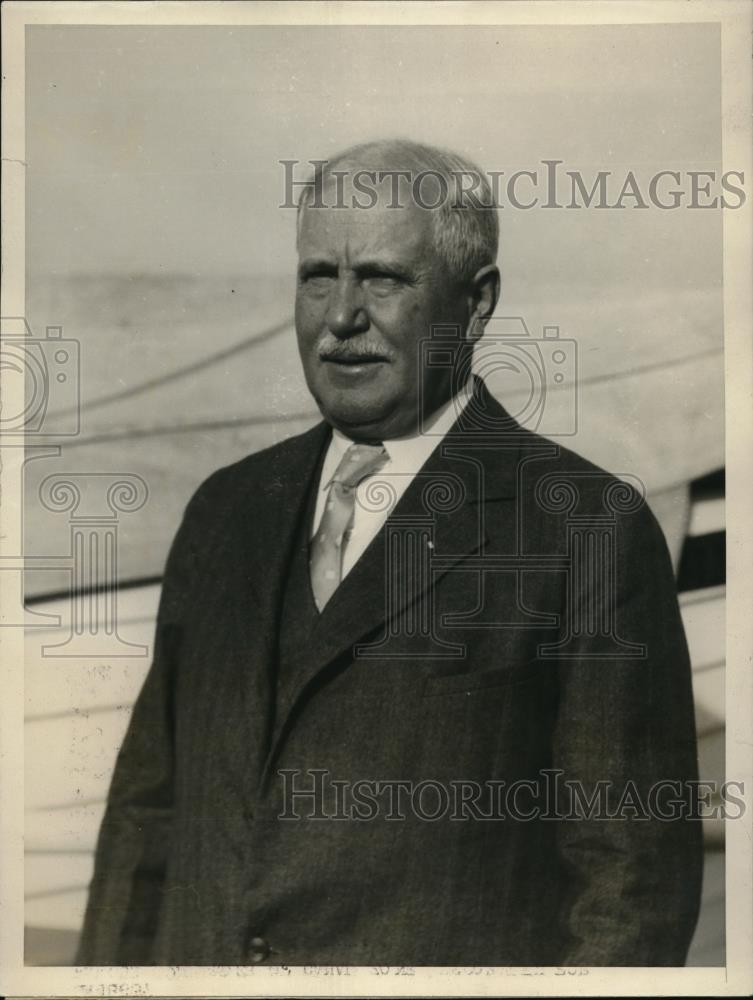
top-left (296, 138), bottom-right (499, 284)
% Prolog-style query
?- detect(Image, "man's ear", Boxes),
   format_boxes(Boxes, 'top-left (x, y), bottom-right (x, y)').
top-left (467, 264), bottom-right (501, 343)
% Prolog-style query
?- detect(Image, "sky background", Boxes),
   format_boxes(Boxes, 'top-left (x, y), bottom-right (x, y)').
top-left (27, 23), bottom-right (722, 283)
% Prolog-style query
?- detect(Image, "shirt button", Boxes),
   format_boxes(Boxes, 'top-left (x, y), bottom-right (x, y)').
top-left (248, 936), bottom-right (270, 963)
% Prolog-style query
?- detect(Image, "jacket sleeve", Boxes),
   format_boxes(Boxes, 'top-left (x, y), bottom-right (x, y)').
top-left (75, 478), bottom-right (213, 965)
top-left (550, 494), bottom-right (703, 966)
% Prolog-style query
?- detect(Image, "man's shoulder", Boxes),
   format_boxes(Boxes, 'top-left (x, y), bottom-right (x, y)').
top-left (189, 420), bottom-right (327, 504)
top-left (465, 382), bottom-right (645, 514)
top-left (515, 428), bottom-right (647, 519)
top-left (519, 430), bottom-right (616, 478)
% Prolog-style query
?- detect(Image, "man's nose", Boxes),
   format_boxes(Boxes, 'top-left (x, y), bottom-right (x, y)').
top-left (326, 276), bottom-right (369, 339)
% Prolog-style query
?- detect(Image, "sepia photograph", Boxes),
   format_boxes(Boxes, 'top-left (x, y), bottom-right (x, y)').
top-left (1, 1), bottom-right (751, 997)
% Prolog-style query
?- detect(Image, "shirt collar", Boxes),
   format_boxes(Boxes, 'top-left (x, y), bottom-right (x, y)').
top-left (323, 378), bottom-right (474, 489)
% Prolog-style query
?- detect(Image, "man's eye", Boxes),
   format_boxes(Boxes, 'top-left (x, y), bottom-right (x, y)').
top-left (302, 273), bottom-right (335, 289)
top-left (365, 275), bottom-right (402, 293)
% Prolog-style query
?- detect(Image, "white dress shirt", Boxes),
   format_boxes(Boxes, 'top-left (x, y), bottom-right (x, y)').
top-left (312, 380), bottom-right (473, 580)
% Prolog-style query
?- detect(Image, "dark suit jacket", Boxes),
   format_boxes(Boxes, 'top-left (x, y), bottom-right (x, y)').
top-left (77, 383), bottom-right (702, 967)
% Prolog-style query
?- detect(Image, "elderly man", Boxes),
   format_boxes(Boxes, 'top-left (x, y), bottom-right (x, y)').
top-left (77, 139), bottom-right (702, 967)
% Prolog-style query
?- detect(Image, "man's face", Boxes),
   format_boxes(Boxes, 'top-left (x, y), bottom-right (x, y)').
top-left (295, 183), bottom-right (471, 441)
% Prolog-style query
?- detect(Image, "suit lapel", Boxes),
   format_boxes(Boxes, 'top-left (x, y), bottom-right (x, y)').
top-left (304, 438), bottom-right (494, 668)
top-left (264, 383), bottom-right (525, 764)
top-left (230, 420), bottom-right (330, 769)
top-left (242, 421), bottom-right (330, 615)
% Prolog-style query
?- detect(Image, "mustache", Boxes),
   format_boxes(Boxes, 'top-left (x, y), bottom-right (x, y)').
top-left (317, 334), bottom-right (395, 362)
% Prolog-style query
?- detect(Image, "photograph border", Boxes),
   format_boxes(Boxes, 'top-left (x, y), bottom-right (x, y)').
top-left (1, 1), bottom-right (751, 997)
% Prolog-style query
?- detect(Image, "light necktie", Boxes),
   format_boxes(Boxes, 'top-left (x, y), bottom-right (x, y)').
top-left (309, 441), bottom-right (388, 611)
